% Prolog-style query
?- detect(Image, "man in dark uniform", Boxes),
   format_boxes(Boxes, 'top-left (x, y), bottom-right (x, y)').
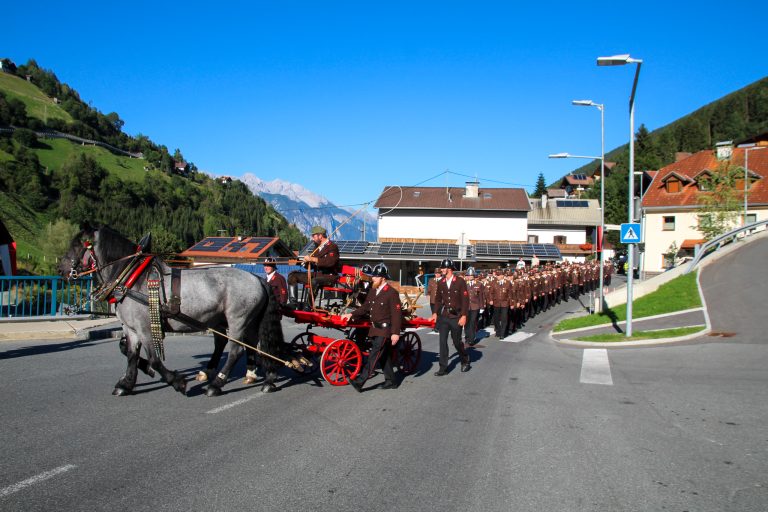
top-left (489, 270), bottom-right (512, 339)
top-left (245, 257), bottom-right (289, 385)
top-left (430, 259), bottom-right (470, 375)
top-left (342, 263), bottom-right (402, 392)
top-left (287, 225), bottom-right (340, 309)
top-left (464, 267), bottom-right (484, 347)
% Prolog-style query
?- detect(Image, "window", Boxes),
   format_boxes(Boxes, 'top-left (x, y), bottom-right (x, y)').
top-left (665, 179), bottom-right (681, 193)
top-left (553, 235), bottom-right (567, 244)
top-left (745, 213), bottom-right (757, 224)
top-left (663, 216), bottom-right (676, 231)
top-left (527, 235), bottom-right (539, 243)
top-left (698, 180), bottom-right (710, 191)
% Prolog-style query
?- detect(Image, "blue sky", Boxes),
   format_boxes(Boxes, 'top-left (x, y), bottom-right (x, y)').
top-left (6, 1), bottom-right (766, 214)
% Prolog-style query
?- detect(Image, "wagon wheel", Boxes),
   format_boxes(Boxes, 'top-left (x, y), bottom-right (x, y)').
top-left (289, 331), bottom-right (320, 374)
top-left (394, 331), bottom-right (422, 375)
top-left (320, 339), bottom-right (362, 386)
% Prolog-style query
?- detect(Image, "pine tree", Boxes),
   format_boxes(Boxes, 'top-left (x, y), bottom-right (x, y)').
top-left (533, 172), bottom-right (547, 198)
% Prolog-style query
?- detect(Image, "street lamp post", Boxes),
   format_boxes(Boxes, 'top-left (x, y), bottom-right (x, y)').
top-left (572, 99), bottom-right (605, 312)
top-left (737, 144), bottom-right (765, 225)
top-left (598, 53), bottom-right (642, 337)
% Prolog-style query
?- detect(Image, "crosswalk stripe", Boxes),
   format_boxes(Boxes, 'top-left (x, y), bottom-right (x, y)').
top-left (580, 348), bottom-right (613, 385)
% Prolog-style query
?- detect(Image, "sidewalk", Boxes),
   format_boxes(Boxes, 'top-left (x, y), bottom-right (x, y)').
top-left (0, 317), bottom-right (122, 342)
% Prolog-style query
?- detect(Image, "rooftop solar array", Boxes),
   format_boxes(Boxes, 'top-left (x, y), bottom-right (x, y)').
top-left (556, 200), bottom-right (589, 208)
top-left (248, 238), bottom-right (273, 253)
top-left (187, 237), bottom-right (232, 252)
top-left (378, 242), bottom-right (460, 257)
top-left (335, 241), bottom-right (369, 254)
top-left (475, 243), bottom-right (561, 259)
top-left (572, 174), bottom-right (588, 180)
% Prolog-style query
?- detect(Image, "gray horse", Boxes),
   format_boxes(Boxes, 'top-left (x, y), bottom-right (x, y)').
top-left (60, 225), bottom-right (286, 396)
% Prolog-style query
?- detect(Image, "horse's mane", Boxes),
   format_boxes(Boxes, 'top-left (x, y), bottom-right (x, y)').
top-left (96, 225), bottom-right (139, 262)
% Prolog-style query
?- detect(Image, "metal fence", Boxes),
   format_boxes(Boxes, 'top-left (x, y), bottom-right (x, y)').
top-left (686, 219), bottom-right (768, 273)
top-left (0, 276), bottom-right (93, 318)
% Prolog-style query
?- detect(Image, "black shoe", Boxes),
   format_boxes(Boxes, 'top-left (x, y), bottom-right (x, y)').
top-left (381, 380), bottom-right (398, 390)
top-left (461, 363), bottom-right (471, 373)
top-left (349, 376), bottom-right (364, 393)
top-left (434, 369), bottom-right (447, 376)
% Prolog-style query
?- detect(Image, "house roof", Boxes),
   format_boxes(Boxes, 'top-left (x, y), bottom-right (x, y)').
top-left (374, 186), bottom-right (531, 212)
top-left (528, 198), bottom-right (601, 226)
top-left (545, 188), bottom-right (567, 198)
top-left (562, 174), bottom-right (594, 187)
top-left (642, 146), bottom-right (768, 208)
top-left (178, 236), bottom-right (295, 262)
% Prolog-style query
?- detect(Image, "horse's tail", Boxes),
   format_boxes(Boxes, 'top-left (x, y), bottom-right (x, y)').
top-left (257, 279), bottom-right (286, 365)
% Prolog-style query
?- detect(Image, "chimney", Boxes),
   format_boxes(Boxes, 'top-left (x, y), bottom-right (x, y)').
top-left (675, 152), bottom-right (692, 162)
top-left (715, 141), bottom-right (733, 160)
top-left (541, 193), bottom-right (548, 209)
top-left (465, 181), bottom-right (479, 198)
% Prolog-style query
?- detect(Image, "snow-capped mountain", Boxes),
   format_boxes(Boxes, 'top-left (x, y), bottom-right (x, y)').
top-left (241, 174), bottom-right (377, 241)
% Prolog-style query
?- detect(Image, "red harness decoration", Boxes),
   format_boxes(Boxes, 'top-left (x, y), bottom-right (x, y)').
top-left (107, 256), bottom-right (155, 304)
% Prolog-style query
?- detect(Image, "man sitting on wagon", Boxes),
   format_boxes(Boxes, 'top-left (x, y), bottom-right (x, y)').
top-left (341, 263), bottom-right (402, 392)
top-left (287, 225), bottom-right (341, 310)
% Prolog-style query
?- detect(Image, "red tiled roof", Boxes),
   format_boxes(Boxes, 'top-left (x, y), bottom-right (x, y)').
top-left (374, 186), bottom-right (531, 211)
top-left (178, 236), bottom-right (294, 261)
top-left (642, 147), bottom-right (768, 208)
top-left (563, 175), bottom-right (594, 186)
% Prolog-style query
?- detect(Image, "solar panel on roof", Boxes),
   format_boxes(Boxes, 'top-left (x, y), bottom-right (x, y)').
top-left (188, 237), bottom-right (232, 252)
top-left (336, 241), bottom-right (369, 254)
top-left (556, 200), bottom-right (589, 207)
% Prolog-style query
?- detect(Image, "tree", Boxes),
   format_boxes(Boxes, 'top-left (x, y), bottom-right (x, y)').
top-left (532, 172), bottom-right (547, 198)
top-left (38, 218), bottom-right (80, 274)
top-left (695, 160), bottom-right (742, 240)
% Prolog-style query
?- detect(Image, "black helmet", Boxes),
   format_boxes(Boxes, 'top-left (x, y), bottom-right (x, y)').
top-left (263, 257), bottom-right (277, 266)
top-left (465, 266), bottom-right (476, 276)
top-left (361, 264), bottom-right (373, 275)
top-left (439, 258), bottom-right (454, 270)
top-left (370, 263), bottom-right (389, 278)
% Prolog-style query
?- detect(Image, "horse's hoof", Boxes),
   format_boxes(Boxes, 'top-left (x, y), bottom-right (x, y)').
top-left (195, 371), bottom-right (208, 382)
top-left (112, 387), bottom-right (131, 396)
top-left (206, 386), bottom-right (222, 397)
top-left (261, 383), bottom-right (277, 393)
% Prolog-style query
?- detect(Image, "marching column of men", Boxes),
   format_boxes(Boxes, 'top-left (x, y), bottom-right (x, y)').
top-left (466, 259), bottom-right (611, 341)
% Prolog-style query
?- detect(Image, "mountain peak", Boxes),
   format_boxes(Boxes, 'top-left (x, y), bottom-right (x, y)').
top-left (241, 174), bottom-right (329, 208)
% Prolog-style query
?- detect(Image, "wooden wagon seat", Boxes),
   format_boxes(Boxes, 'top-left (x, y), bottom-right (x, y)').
top-left (321, 264), bottom-right (360, 295)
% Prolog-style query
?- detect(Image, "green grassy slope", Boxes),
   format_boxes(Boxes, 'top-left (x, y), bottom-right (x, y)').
top-left (35, 138), bottom-right (148, 181)
top-left (0, 72), bottom-right (72, 123)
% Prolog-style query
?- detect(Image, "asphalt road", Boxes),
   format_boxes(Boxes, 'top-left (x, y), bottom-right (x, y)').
top-left (1, 240), bottom-right (767, 511)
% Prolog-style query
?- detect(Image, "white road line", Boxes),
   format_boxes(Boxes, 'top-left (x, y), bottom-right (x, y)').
top-left (580, 348), bottom-right (613, 385)
top-left (501, 331), bottom-right (535, 343)
top-left (206, 393), bottom-right (264, 414)
top-left (0, 464), bottom-right (77, 498)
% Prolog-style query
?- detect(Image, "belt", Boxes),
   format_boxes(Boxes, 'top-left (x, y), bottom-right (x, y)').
top-left (373, 322), bottom-right (389, 329)
top-left (442, 307), bottom-right (459, 316)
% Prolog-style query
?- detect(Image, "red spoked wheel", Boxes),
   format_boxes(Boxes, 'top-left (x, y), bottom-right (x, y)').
top-left (320, 339), bottom-right (362, 386)
top-left (394, 331), bottom-right (422, 375)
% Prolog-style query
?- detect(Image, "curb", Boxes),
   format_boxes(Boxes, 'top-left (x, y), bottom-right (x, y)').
top-left (550, 326), bottom-right (711, 348)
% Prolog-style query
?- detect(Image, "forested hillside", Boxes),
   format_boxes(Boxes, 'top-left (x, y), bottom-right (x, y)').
top-left (0, 58), bottom-right (306, 274)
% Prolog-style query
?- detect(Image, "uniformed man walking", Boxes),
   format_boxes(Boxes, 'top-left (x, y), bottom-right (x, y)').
top-left (342, 263), bottom-right (402, 392)
top-left (430, 259), bottom-right (470, 375)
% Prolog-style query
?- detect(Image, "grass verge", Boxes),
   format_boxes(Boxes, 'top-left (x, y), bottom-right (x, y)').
top-left (574, 326), bottom-right (706, 342)
top-left (554, 271), bottom-right (702, 332)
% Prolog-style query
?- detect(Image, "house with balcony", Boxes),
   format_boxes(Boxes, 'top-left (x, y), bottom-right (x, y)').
top-left (641, 141), bottom-right (768, 273)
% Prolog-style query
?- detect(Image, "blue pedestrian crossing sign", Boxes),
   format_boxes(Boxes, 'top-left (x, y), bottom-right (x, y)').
top-left (620, 223), bottom-right (642, 244)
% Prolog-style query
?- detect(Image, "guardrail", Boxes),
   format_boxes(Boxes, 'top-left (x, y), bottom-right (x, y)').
top-left (686, 220), bottom-right (768, 273)
top-left (0, 276), bottom-right (93, 318)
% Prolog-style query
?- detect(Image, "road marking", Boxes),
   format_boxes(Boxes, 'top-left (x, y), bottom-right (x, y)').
top-left (206, 393), bottom-right (265, 414)
top-left (580, 349), bottom-right (613, 385)
top-left (0, 464), bottom-right (77, 498)
top-left (501, 331), bottom-right (535, 343)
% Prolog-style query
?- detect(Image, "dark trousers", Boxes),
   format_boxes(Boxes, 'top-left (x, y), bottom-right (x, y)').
top-left (493, 306), bottom-right (509, 338)
top-left (359, 335), bottom-right (394, 383)
top-left (464, 309), bottom-right (479, 344)
top-left (437, 316), bottom-right (468, 371)
top-left (288, 271), bottom-right (336, 305)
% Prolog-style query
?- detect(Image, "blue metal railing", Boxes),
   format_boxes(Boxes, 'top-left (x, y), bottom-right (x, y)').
top-left (0, 276), bottom-right (93, 318)
top-left (686, 220), bottom-right (768, 273)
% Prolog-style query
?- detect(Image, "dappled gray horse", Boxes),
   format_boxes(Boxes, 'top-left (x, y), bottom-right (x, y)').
top-left (60, 225), bottom-right (285, 396)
